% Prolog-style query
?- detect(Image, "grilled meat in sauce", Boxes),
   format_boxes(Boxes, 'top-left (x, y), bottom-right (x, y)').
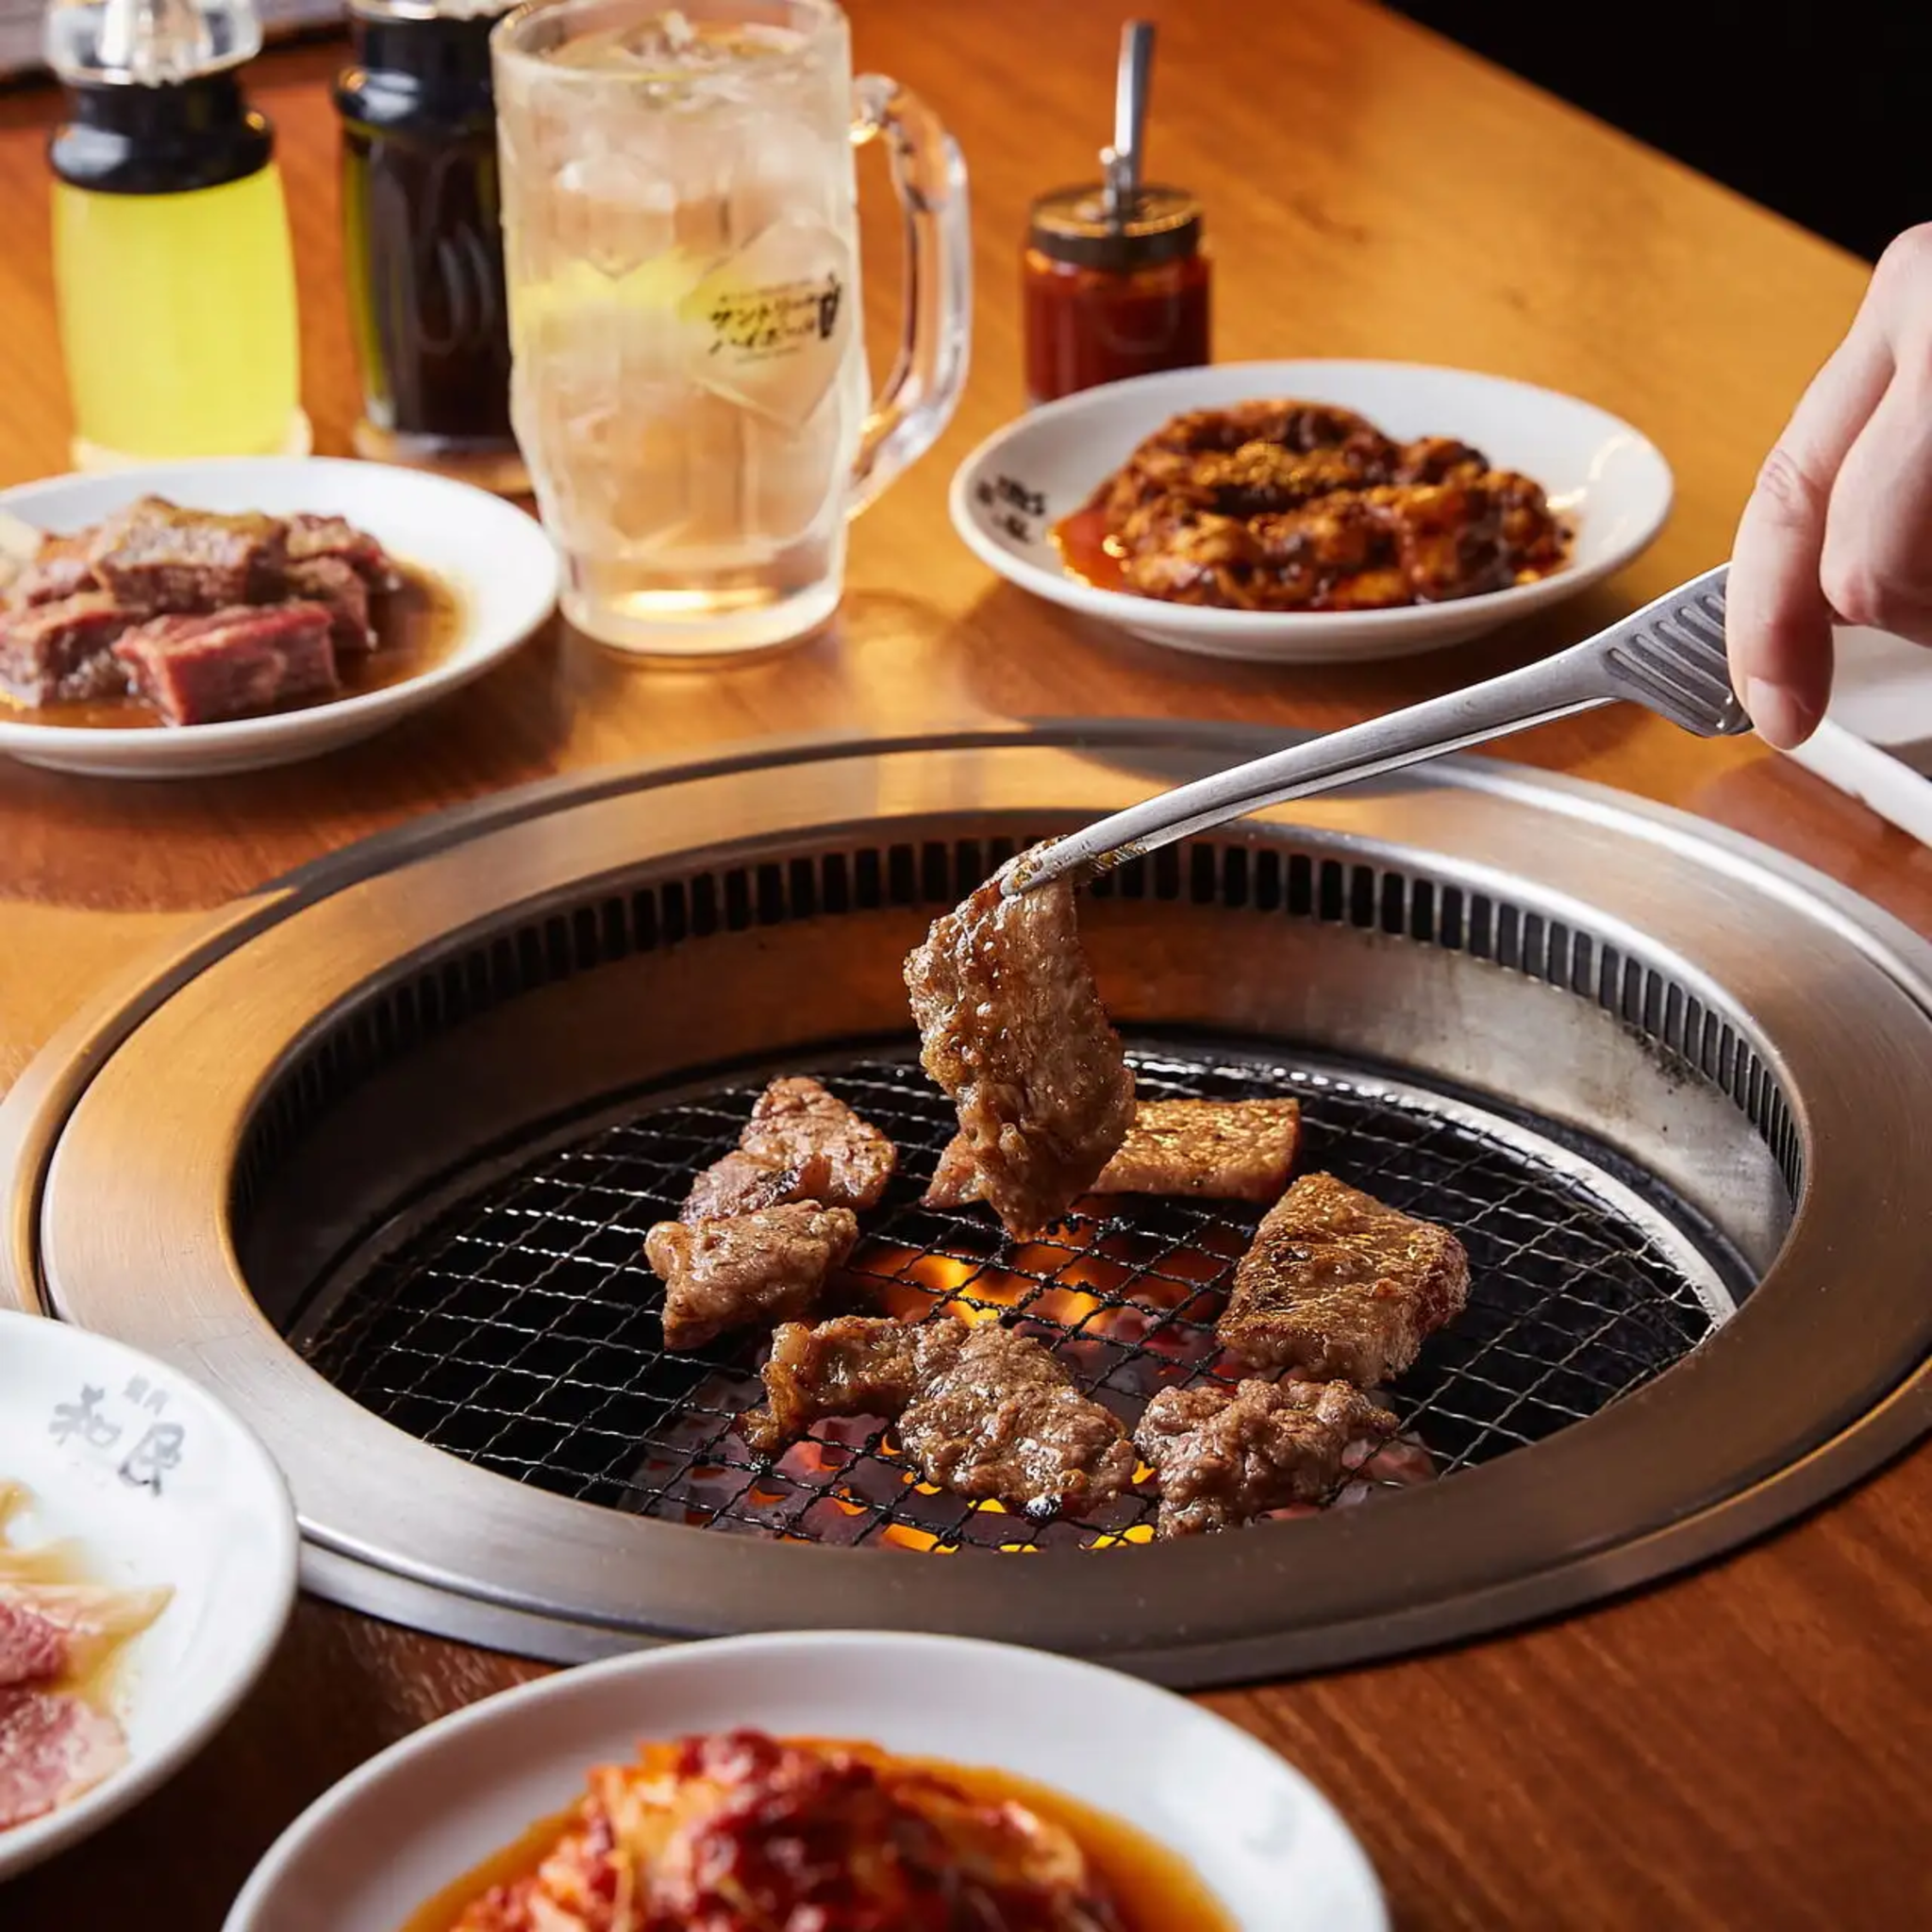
top-left (1217, 1172), bottom-right (1470, 1386)
top-left (0, 593), bottom-right (146, 706)
top-left (1091, 398), bottom-right (1569, 612)
top-left (743, 1315), bottom-right (1137, 1520)
top-left (114, 602), bottom-right (340, 725)
top-left (1135, 1377), bottom-right (1399, 1538)
top-left (905, 853), bottom-right (1134, 1239)
top-left (644, 1204), bottom-right (859, 1353)
top-left (0, 498), bottom-right (402, 724)
top-left (88, 495), bottom-right (286, 610)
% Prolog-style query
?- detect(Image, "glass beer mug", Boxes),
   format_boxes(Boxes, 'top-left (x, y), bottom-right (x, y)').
top-left (491, 0), bottom-right (971, 655)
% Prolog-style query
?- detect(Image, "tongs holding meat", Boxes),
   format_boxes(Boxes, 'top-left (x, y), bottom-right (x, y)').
top-left (1007, 563), bottom-right (1747, 897)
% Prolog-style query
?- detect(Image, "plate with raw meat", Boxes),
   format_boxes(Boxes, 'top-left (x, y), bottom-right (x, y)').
top-left (0, 1308), bottom-right (297, 1879)
top-left (225, 1631), bottom-right (1386, 1931)
top-left (0, 457), bottom-right (560, 777)
top-left (950, 359), bottom-right (1672, 663)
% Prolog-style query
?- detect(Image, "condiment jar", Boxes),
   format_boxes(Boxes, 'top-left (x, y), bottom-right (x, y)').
top-left (334, 0), bottom-right (525, 493)
top-left (1021, 183), bottom-right (1210, 408)
top-left (45, 0), bottom-right (307, 468)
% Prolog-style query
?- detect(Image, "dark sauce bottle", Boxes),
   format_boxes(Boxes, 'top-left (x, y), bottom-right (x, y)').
top-left (335, 0), bottom-right (525, 493)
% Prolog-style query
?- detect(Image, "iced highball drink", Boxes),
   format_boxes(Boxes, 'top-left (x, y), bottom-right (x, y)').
top-left (491, 0), bottom-right (970, 654)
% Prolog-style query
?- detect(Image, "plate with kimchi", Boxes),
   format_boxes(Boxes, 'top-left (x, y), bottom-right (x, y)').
top-left (950, 359), bottom-right (1672, 663)
top-left (224, 1631), bottom-right (1386, 1932)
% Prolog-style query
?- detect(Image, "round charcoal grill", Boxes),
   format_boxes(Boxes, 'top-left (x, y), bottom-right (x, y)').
top-left (7, 723), bottom-right (1932, 1687)
top-left (291, 1051), bottom-right (1731, 1551)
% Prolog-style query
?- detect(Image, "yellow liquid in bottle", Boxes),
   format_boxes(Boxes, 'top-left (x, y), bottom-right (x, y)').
top-left (52, 163), bottom-right (301, 462)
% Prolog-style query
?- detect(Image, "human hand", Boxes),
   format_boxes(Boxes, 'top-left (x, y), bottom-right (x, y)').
top-left (1728, 225), bottom-right (1932, 748)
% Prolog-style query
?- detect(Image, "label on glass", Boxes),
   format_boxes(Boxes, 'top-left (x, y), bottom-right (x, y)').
top-left (680, 215), bottom-right (854, 429)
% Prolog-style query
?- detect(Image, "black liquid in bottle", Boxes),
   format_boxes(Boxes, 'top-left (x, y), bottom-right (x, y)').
top-left (335, 1), bottom-right (521, 481)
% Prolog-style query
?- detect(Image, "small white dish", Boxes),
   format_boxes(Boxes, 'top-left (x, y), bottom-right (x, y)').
top-left (0, 457), bottom-right (559, 778)
top-left (950, 358), bottom-right (1674, 664)
top-left (225, 1630), bottom-right (1386, 1932)
top-left (0, 1308), bottom-right (298, 1881)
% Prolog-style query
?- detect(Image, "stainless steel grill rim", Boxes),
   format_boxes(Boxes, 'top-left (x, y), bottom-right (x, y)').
top-left (9, 722), bottom-right (1932, 1684)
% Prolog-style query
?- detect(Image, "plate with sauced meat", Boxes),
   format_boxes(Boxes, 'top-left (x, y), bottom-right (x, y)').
top-left (0, 457), bottom-right (559, 777)
top-left (949, 359), bottom-right (1672, 663)
top-left (223, 1632), bottom-right (1386, 1932)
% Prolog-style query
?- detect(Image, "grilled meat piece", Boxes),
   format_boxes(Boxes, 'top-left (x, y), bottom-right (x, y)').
top-left (896, 1321), bottom-right (1137, 1519)
top-left (1218, 1173), bottom-right (1470, 1386)
top-left (7, 534), bottom-right (98, 608)
top-left (905, 852), bottom-right (1135, 1239)
top-left (645, 1203), bottom-right (858, 1353)
top-left (921, 1134), bottom-right (976, 1209)
top-left (88, 495), bottom-right (286, 610)
top-left (743, 1314), bottom-right (1137, 1520)
top-left (1093, 1096), bottom-right (1302, 1202)
top-left (113, 602), bottom-right (339, 726)
top-left (743, 1314), bottom-right (934, 1453)
top-left (925, 1096), bottom-right (1302, 1208)
top-left (1135, 1377), bottom-right (1399, 1538)
top-left (284, 555), bottom-right (375, 653)
top-left (738, 1076), bottom-right (897, 1212)
top-left (680, 1148), bottom-right (835, 1224)
top-left (677, 1076), bottom-right (896, 1223)
top-left (282, 511), bottom-right (402, 590)
top-left (0, 592), bottom-right (140, 705)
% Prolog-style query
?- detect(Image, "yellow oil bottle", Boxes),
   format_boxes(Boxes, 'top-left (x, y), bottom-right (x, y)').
top-left (45, 0), bottom-right (308, 468)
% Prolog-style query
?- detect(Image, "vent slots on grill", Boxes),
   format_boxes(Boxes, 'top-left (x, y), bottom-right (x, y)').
top-left (236, 833), bottom-right (1803, 1222)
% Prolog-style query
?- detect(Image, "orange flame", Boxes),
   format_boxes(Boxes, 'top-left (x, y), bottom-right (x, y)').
top-left (880, 1524), bottom-right (957, 1554)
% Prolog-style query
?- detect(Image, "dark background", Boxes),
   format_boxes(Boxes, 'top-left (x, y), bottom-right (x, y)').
top-left (1383, 0), bottom-right (1926, 262)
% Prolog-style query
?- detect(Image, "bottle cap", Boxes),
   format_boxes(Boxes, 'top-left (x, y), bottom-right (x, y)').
top-left (45, 0), bottom-right (261, 85)
top-left (1026, 182), bottom-right (1203, 274)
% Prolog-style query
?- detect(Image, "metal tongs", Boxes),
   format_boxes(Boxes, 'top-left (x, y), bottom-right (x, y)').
top-left (1005, 564), bottom-right (1750, 897)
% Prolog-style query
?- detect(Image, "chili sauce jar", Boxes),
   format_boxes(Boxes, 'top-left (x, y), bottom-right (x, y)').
top-left (1021, 182), bottom-right (1210, 407)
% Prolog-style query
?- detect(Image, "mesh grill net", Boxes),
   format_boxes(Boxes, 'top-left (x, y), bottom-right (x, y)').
top-left (299, 1050), bottom-right (1722, 1553)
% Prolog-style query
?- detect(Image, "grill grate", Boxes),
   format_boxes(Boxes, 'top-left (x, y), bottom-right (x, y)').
top-left (299, 1050), bottom-right (1727, 1552)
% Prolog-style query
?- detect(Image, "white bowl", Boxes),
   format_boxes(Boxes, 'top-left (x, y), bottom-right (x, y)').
top-left (0, 1309), bottom-right (298, 1881)
top-left (0, 457), bottom-right (559, 778)
top-left (225, 1631), bottom-right (1386, 1932)
top-left (950, 358), bottom-right (1674, 663)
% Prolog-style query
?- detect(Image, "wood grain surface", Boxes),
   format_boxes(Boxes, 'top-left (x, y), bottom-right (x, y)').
top-left (3, 3), bottom-right (1929, 1927)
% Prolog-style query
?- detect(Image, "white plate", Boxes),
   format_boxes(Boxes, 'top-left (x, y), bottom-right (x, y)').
top-left (225, 1631), bottom-right (1386, 1932)
top-left (950, 358), bottom-right (1674, 663)
top-left (0, 1308), bottom-right (298, 1880)
top-left (0, 457), bottom-right (559, 778)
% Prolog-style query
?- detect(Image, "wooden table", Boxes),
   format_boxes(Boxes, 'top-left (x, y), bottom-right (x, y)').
top-left (4, 3), bottom-right (1929, 1925)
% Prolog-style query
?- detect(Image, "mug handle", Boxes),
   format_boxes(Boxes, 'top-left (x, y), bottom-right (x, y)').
top-left (847, 75), bottom-right (972, 518)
